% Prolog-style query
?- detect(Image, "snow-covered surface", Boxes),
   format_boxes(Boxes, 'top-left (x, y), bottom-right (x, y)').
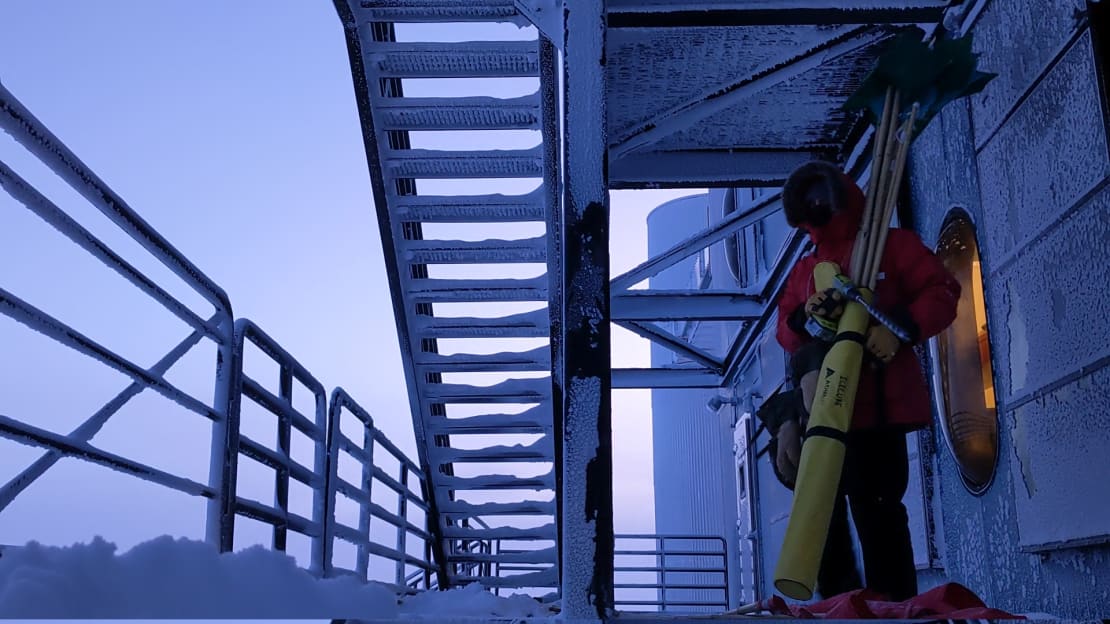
top-left (0, 537), bottom-right (557, 620)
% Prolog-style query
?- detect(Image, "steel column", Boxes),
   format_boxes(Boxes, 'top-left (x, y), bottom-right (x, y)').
top-left (561, 0), bottom-right (613, 619)
top-left (540, 33), bottom-right (566, 593)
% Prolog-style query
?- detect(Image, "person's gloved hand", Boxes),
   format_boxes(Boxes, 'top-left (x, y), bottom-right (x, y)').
top-left (776, 419), bottom-right (802, 484)
top-left (866, 324), bottom-right (901, 364)
top-left (805, 288), bottom-right (845, 320)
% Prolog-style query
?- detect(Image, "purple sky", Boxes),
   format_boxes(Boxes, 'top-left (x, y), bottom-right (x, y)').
top-left (0, 1), bottom-right (705, 564)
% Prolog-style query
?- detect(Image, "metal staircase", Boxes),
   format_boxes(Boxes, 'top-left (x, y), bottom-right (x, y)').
top-left (333, 0), bottom-right (559, 593)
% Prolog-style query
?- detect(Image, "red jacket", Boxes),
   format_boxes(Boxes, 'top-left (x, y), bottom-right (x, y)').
top-left (775, 176), bottom-right (960, 431)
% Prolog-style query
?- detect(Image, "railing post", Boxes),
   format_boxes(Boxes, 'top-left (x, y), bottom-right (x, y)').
top-left (358, 416), bottom-right (376, 579)
top-left (207, 319), bottom-right (241, 552)
top-left (659, 536), bottom-right (667, 612)
top-left (424, 538), bottom-right (433, 589)
top-left (274, 366), bottom-right (294, 552)
top-left (395, 465), bottom-right (409, 586)
top-left (720, 536), bottom-right (730, 610)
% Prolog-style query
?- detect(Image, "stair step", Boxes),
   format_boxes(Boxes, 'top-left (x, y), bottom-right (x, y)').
top-left (443, 523), bottom-right (556, 541)
top-left (386, 147), bottom-right (543, 179)
top-left (426, 406), bottom-right (551, 434)
top-left (377, 94), bottom-right (541, 131)
top-left (449, 547), bottom-right (557, 565)
top-left (439, 472), bottom-right (554, 490)
top-left (400, 236), bottom-right (546, 264)
top-left (368, 41), bottom-right (539, 78)
top-left (438, 499), bottom-right (555, 518)
top-left (413, 309), bottom-right (549, 338)
top-left (432, 438), bottom-right (554, 463)
top-left (405, 276), bottom-right (547, 303)
top-left (425, 377), bottom-right (549, 403)
top-left (414, 346), bottom-right (550, 373)
top-left (395, 191), bottom-right (545, 223)
top-left (359, 1), bottom-right (520, 24)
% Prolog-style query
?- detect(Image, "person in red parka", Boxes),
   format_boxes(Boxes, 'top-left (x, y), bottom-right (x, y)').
top-left (773, 160), bottom-right (960, 601)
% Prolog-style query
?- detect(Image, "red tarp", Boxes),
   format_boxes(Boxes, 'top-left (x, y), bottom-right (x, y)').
top-left (762, 582), bottom-right (1024, 619)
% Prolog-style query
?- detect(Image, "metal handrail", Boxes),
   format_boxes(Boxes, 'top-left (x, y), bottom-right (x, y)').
top-left (613, 534), bottom-right (730, 612)
top-left (230, 319), bottom-right (330, 571)
top-left (0, 81), bottom-right (238, 547)
top-left (0, 318), bottom-right (212, 511)
top-left (0, 81), bottom-right (232, 320)
top-left (322, 388), bottom-right (438, 591)
top-left (0, 82), bottom-right (441, 590)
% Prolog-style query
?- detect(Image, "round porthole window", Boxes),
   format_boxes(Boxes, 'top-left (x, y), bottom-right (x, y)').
top-left (930, 212), bottom-right (999, 495)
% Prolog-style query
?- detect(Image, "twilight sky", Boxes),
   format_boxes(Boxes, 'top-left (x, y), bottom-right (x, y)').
top-left (0, 1), bottom-right (704, 564)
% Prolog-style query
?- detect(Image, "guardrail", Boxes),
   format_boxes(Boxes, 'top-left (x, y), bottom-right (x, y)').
top-left (230, 320), bottom-right (330, 570)
top-left (323, 388), bottom-right (437, 590)
top-left (0, 81), bottom-right (438, 588)
top-left (613, 534), bottom-right (729, 612)
top-left (469, 531), bottom-right (730, 609)
top-left (1, 81), bottom-right (732, 608)
top-left (0, 80), bottom-right (238, 548)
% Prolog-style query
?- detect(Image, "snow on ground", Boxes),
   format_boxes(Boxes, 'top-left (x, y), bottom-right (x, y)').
top-left (0, 536), bottom-right (557, 620)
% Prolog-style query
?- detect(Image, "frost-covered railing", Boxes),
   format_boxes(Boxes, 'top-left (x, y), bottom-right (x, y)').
top-left (230, 320), bottom-right (330, 569)
top-left (323, 388), bottom-right (436, 591)
top-left (0, 82), bottom-right (438, 588)
top-left (0, 81), bottom-right (239, 548)
top-left (613, 535), bottom-right (729, 612)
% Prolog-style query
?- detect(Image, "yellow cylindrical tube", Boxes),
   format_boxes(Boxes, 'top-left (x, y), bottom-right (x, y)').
top-left (773, 278), bottom-right (871, 600)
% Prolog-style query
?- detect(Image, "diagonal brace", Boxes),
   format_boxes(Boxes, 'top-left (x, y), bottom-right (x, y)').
top-left (617, 320), bottom-right (725, 372)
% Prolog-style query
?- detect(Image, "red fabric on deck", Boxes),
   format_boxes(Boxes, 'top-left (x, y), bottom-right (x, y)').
top-left (763, 582), bottom-right (1023, 619)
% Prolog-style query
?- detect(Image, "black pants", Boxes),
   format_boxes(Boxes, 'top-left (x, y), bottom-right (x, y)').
top-left (816, 428), bottom-right (919, 601)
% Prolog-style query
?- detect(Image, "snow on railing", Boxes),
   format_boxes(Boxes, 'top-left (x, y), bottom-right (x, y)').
top-left (323, 388), bottom-right (437, 591)
top-left (0, 80), bottom-right (238, 548)
top-left (229, 320), bottom-right (331, 571)
top-left (0, 82), bottom-right (437, 588)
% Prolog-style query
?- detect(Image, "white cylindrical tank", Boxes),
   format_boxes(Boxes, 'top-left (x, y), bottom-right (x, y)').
top-left (646, 194), bottom-right (742, 611)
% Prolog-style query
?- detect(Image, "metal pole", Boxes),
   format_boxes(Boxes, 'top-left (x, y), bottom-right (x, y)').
top-left (560, 0), bottom-right (613, 619)
top-left (396, 466), bottom-right (410, 586)
top-left (660, 536), bottom-right (668, 612)
top-left (540, 31), bottom-right (565, 596)
top-left (207, 317), bottom-right (241, 551)
top-left (275, 366), bottom-right (293, 552)
top-left (359, 420), bottom-right (376, 579)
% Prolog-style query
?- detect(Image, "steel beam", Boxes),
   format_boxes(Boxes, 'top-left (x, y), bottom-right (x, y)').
top-left (611, 191), bottom-right (782, 292)
top-left (617, 320), bottom-right (724, 372)
top-left (607, 0), bottom-right (949, 27)
top-left (722, 230), bottom-right (810, 386)
top-left (609, 149), bottom-right (830, 188)
top-left (514, 0), bottom-right (563, 44)
top-left (560, 0), bottom-right (614, 619)
top-left (612, 367), bottom-right (722, 389)
top-left (609, 25), bottom-right (883, 159)
top-left (539, 33), bottom-right (566, 594)
top-left (612, 291), bottom-right (762, 322)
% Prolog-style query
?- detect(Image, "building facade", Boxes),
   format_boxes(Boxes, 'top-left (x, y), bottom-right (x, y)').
top-left (650, 0), bottom-right (1110, 616)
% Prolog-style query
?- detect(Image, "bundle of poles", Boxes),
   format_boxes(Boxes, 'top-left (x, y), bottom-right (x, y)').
top-left (728, 87), bottom-right (920, 613)
top-left (851, 86), bottom-right (920, 286)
